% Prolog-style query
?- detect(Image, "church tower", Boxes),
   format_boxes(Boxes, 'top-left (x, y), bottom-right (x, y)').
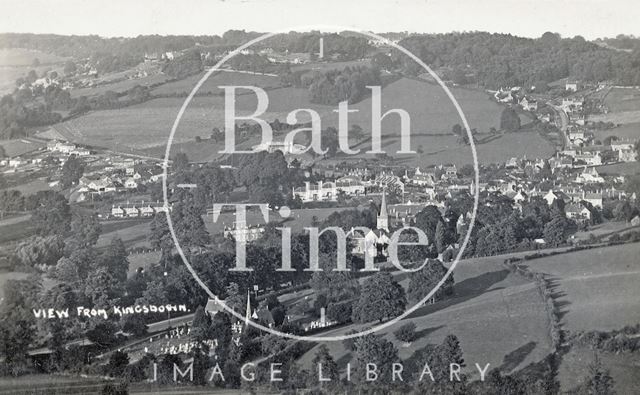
top-left (377, 188), bottom-right (389, 232)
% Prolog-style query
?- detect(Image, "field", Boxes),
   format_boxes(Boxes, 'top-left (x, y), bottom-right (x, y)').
top-left (557, 345), bottom-right (640, 394)
top-left (604, 87), bottom-right (640, 113)
top-left (0, 138), bottom-right (44, 157)
top-left (0, 48), bottom-right (67, 95)
top-left (70, 73), bottom-right (170, 98)
top-left (296, 252), bottom-right (554, 379)
top-left (591, 122), bottom-right (640, 141)
top-left (0, 374), bottom-right (109, 394)
top-left (151, 69), bottom-right (281, 96)
top-left (0, 48), bottom-right (66, 67)
top-left (596, 161), bottom-right (640, 175)
top-left (525, 242), bottom-right (640, 333)
top-left (96, 220), bottom-right (153, 249)
top-left (52, 75), bottom-right (554, 167)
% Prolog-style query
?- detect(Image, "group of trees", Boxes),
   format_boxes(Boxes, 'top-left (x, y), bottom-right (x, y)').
top-left (394, 31), bottom-right (640, 87)
top-left (162, 50), bottom-right (203, 79)
top-left (282, 65), bottom-right (382, 105)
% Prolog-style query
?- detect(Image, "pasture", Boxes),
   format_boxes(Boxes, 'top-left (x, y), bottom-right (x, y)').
top-left (604, 87), bottom-right (640, 113)
top-left (557, 345), bottom-right (640, 394)
top-left (0, 48), bottom-right (66, 66)
top-left (296, 252), bottom-right (554, 378)
top-left (591, 122), bottom-right (640, 141)
top-left (596, 161), bottom-right (640, 175)
top-left (96, 220), bottom-right (153, 249)
top-left (0, 48), bottom-right (67, 95)
top-left (0, 138), bottom-right (44, 157)
top-left (151, 69), bottom-right (281, 96)
top-left (70, 73), bottom-right (170, 98)
top-left (524, 242), bottom-right (640, 333)
top-left (53, 75), bottom-right (542, 167)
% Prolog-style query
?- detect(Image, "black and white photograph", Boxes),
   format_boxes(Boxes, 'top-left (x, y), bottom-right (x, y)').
top-left (0, 0), bottom-right (639, 393)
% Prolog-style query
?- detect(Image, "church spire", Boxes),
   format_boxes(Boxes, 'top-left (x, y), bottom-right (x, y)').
top-left (245, 289), bottom-right (251, 326)
top-left (377, 188), bottom-right (389, 231)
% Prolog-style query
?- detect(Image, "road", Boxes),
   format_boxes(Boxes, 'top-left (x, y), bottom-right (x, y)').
top-left (548, 102), bottom-right (570, 149)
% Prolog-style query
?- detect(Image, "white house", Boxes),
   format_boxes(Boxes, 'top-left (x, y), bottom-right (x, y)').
top-left (576, 167), bottom-right (604, 184)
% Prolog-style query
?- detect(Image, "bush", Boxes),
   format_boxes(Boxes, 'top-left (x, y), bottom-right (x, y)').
top-left (394, 322), bottom-right (417, 343)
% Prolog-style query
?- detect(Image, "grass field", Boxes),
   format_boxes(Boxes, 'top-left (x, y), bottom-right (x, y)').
top-left (592, 122), bottom-right (640, 141)
top-left (0, 373), bottom-right (109, 394)
top-left (151, 69), bottom-right (281, 97)
top-left (596, 161), bottom-right (640, 175)
top-left (296, 252), bottom-right (554, 379)
top-left (96, 220), bottom-right (153, 249)
top-left (0, 48), bottom-right (67, 95)
top-left (0, 138), bottom-right (44, 157)
top-left (0, 48), bottom-right (66, 67)
top-left (525, 242), bottom-right (640, 333)
top-left (556, 345), bottom-right (640, 394)
top-left (70, 73), bottom-right (170, 98)
top-left (604, 87), bottom-right (640, 113)
top-left (54, 75), bottom-right (551, 167)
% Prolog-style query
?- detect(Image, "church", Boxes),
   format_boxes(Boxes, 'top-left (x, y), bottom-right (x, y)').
top-left (350, 190), bottom-right (391, 259)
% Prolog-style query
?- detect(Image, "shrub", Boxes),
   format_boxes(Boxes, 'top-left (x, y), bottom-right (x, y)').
top-left (394, 322), bottom-right (417, 343)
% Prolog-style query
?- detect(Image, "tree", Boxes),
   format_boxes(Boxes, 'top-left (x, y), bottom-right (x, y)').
top-left (312, 345), bottom-right (339, 388)
top-left (191, 306), bottom-right (212, 343)
top-left (95, 238), bottom-right (129, 282)
top-left (211, 312), bottom-right (232, 361)
top-left (407, 259), bottom-right (454, 303)
top-left (107, 351), bottom-right (130, 377)
top-left (355, 333), bottom-right (399, 386)
top-left (435, 220), bottom-right (447, 253)
top-left (500, 107), bottom-right (521, 132)
top-left (0, 278), bottom-right (39, 375)
top-left (353, 272), bottom-right (406, 323)
top-left (415, 205), bottom-right (444, 243)
top-left (543, 213), bottom-right (572, 246)
top-left (63, 60), bottom-right (77, 75)
top-left (68, 214), bottom-right (101, 250)
top-left (32, 191), bottom-right (71, 236)
top-left (15, 235), bottom-right (65, 267)
top-left (173, 152), bottom-right (190, 172)
top-left (61, 155), bottom-right (85, 188)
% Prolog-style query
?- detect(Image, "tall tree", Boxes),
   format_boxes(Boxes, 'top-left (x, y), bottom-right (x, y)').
top-left (353, 272), bottom-right (406, 323)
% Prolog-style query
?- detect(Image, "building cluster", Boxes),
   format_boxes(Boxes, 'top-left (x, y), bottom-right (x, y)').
top-left (108, 201), bottom-right (171, 219)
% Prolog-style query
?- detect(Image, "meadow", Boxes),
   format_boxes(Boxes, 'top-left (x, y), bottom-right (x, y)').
top-left (0, 48), bottom-right (66, 66)
top-left (0, 48), bottom-right (67, 95)
top-left (295, 252), bottom-right (554, 379)
top-left (52, 75), bottom-right (555, 167)
top-left (592, 121), bottom-right (640, 142)
top-left (525, 242), bottom-right (640, 333)
top-left (69, 73), bottom-right (170, 98)
top-left (604, 87), bottom-right (640, 113)
top-left (0, 138), bottom-right (44, 157)
top-left (151, 69), bottom-right (282, 97)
